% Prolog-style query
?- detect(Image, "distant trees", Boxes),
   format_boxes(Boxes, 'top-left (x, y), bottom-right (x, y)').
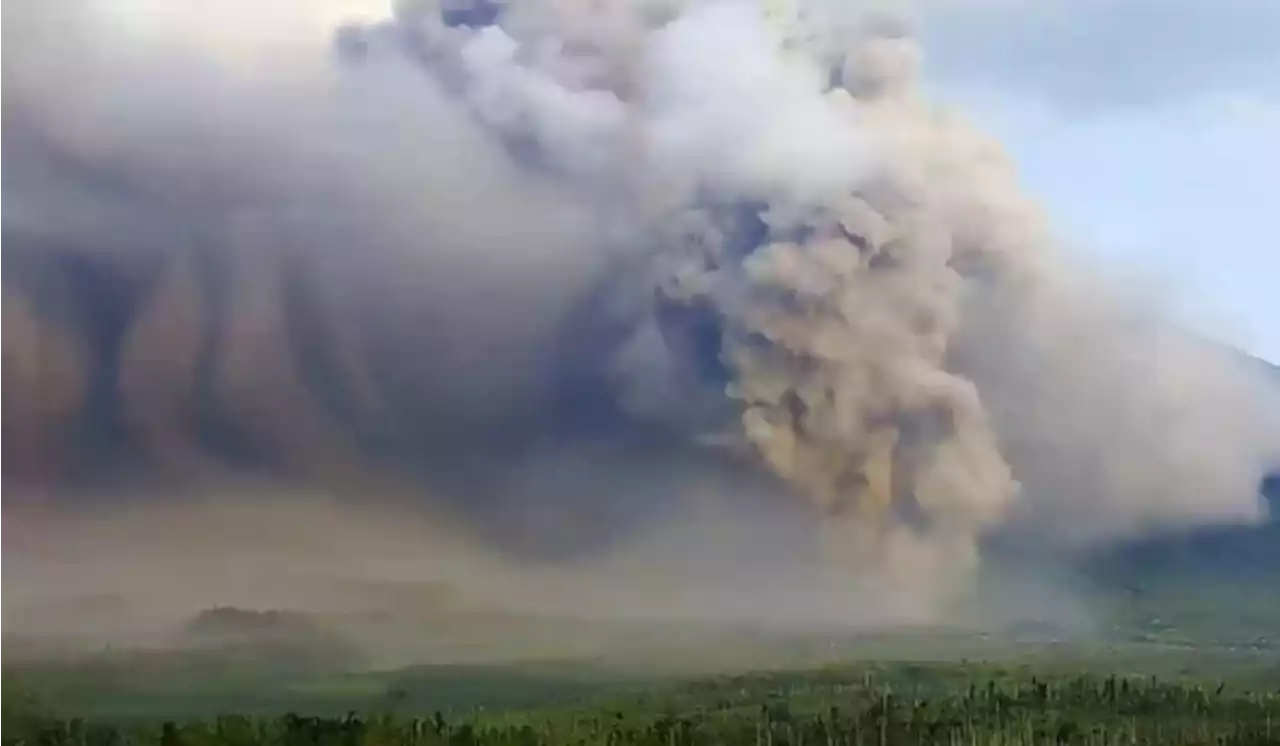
top-left (181, 607), bottom-right (365, 674)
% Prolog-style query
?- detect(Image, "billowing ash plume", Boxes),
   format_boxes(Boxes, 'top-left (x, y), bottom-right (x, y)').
top-left (4, 0), bottom-right (1279, 611)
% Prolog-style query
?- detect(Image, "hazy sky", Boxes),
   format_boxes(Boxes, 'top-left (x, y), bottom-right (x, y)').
top-left (918, 0), bottom-right (1280, 362)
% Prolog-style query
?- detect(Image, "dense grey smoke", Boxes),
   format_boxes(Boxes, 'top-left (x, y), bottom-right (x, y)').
top-left (4, 0), bottom-right (1279, 619)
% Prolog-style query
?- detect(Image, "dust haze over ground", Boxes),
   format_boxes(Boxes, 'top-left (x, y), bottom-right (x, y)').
top-left (3, 0), bottom-right (1280, 660)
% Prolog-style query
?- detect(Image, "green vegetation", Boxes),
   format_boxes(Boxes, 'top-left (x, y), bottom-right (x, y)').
top-left (8, 557), bottom-right (1280, 745)
top-left (7, 660), bottom-right (1280, 745)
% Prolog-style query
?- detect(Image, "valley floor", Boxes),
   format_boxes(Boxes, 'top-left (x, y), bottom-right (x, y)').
top-left (7, 637), bottom-right (1280, 745)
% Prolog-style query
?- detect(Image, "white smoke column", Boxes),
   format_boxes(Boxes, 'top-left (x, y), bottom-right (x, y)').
top-left (641, 2), bottom-right (873, 204)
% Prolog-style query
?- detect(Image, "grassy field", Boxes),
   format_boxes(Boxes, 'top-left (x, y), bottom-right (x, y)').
top-left (7, 616), bottom-right (1280, 745)
top-left (7, 656), bottom-right (1280, 745)
top-left (7, 551), bottom-right (1280, 744)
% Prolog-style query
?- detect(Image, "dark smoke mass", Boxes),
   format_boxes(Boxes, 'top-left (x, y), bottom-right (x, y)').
top-left (4, 0), bottom-right (1280, 624)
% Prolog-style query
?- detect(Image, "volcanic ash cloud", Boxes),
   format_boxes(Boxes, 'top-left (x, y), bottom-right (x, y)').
top-left (385, 0), bottom-right (1279, 599)
top-left (6, 0), bottom-right (1278, 614)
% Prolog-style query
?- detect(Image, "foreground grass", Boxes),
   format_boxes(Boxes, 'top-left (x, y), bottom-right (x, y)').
top-left (8, 587), bottom-right (1280, 745)
top-left (7, 662), bottom-right (1280, 745)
